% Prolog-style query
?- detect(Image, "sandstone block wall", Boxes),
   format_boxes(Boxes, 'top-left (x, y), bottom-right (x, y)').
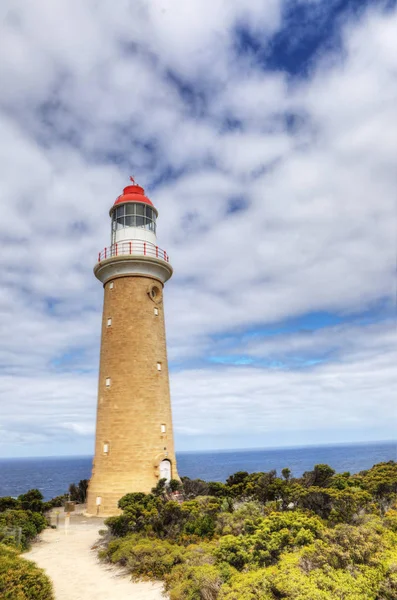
top-left (86, 274), bottom-right (178, 516)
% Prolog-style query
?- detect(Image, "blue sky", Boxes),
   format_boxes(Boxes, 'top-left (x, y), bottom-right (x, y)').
top-left (0, 0), bottom-right (396, 457)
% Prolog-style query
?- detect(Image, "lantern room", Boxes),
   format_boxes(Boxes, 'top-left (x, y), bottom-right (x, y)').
top-left (110, 179), bottom-right (158, 246)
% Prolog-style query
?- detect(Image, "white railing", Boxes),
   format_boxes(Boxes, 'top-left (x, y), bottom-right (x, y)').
top-left (98, 240), bottom-right (169, 263)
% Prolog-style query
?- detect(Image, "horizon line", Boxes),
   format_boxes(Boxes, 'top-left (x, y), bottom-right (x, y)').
top-left (0, 438), bottom-right (395, 461)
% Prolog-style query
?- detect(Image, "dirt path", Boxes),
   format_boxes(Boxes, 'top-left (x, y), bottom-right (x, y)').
top-left (25, 511), bottom-right (166, 600)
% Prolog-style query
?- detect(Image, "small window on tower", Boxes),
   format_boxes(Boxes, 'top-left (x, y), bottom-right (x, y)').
top-left (157, 362), bottom-right (162, 371)
top-left (107, 317), bottom-right (112, 327)
top-left (154, 307), bottom-right (159, 316)
top-left (103, 443), bottom-right (109, 454)
top-left (105, 377), bottom-right (111, 387)
top-left (148, 284), bottom-right (162, 304)
top-left (161, 424), bottom-right (166, 433)
top-left (109, 282), bottom-right (114, 290)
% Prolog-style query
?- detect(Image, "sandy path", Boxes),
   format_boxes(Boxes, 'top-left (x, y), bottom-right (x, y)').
top-left (25, 511), bottom-right (166, 600)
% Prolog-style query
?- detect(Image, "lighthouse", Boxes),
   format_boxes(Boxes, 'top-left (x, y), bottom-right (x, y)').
top-left (86, 178), bottom-right (179, 516)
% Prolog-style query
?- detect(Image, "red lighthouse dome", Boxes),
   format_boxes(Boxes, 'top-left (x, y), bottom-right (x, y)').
top-left (111, 177), bottom-right (157, 216)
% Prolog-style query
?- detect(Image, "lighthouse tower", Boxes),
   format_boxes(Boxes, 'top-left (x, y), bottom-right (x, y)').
top-left (86, 179), bottom-right (179, 516)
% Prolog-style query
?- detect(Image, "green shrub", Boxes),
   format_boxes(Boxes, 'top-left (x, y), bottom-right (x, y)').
top-left (181, 497), bottom-right (222, 541)
top-left (213, 535), bottom-right (250, 570)
top-left (0, 491), bottom-right (66, 514)
top-left (103, 534), bottom-right (186, 578)
top-left (99, 462), bottom-right (397, 598)
top-left (213, 512), bottom-right (324, 571)
top-left (246, 470), bottom-right (288, 504)
top-left (249, 511), bottom-right (324, 566)
top-left (68, 479), bottom-right (89, 503)
top-left (0, 497), bottom-right (19, 512)
top-left (207, 482), bottom-right (229, 498)
top-left (17, 490), bottom-right (44, 513)
top-left (0, 543), bottom-right (54, 599)
top-left (300, 520), bottom-right (388, 571)
top-left (218, 570), bottom-right (273, 599)
top-left (183, 513), bottom-right (216, 539)
top-left (109, 491), bottom-right (224, 543)
top-left (377, 547), bottom-right (397, 599)
top-left (359, 462), bottom-right (397, 499)
top-left (384, 507), bottom-right (397, 532)
top-left (292, 486), bottom-right (372, 522)
top-left (302, 464), bottom-right (336, 488)
top-left (183, 542), bottom-right (216, 567)
top-left (44, 494), bottom-right (67, 510)
top-left (105, 514), bottom-right (132, 537)
top-left (169, 479), bottom-right (183, 493)
top-left (165, 564), bottom-right (223, 600)
top-left (215, 501), bottom-right (263, 536)
top-left (181, 477), bottom-right (210, 499)
top-left (0, 510), bottom-right (47, 550)
top-left (268, 551), bottom-right (386, 600)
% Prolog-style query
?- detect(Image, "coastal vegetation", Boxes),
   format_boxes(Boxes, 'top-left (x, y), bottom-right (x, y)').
top-left (1, 464), bottom-right (396, 599)
top-left (101, 461), bottom-right (397, 599)
top-left (0, 544), bottom-right (53, 600)
top-left (0, 489), bottom-right (54, 599)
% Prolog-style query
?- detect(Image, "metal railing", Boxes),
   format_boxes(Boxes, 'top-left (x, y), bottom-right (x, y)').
top-left (98, 240), bottom-right (170, 263)
top-left (0, 526), bottom-right (22, 546)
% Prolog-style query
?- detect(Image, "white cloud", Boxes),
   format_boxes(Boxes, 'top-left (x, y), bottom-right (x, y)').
top-left (171, 321), bottom-right (397, 442)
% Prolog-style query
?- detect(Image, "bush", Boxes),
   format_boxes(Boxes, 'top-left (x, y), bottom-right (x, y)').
top-left (108, 492), bottom-right (223, 543)
top-left (301, 464), bottom-right (336, 488)
top-left (105, 514), bottom-right (132, 538)
top-left (0, 543), bottom-right (54, 599)
top-left (44, 495), bottom-right (67, 510)
top-left (377, 549), bottom-right (397, 599)
top-left (169, 479), bottom-right (183, 493)
top-left (165, 564), bottom-right (223, 600)
top-left (103, 535), bottom-right (186, 578)
top-left (292, 486), bottom-right (372, 522)
top-left (207, 482), bottom-right (229, 499)
top-left (268, 550), bottom-right (386, 600)
top-left (0, 490), bottom-right (65, 515)
top-left (216, 501), bottom-right (263, 536)
top-left (300, 520), bottom-right (387, 571)
top-left (0, 497), bottom-right (19, 512)
top-left (68, 479), bottom-right (89, 503)
top-left (0, 510), bottom-right (47, 550)
top-left (181, 477), bottom-right (210, 499)
top-left (108, 492), bottom-right (161, 537)
top-left (249, 511), bottom-right (324, 566)
top-left (218, 570), bottom-right (273, 600)
top-left (214, 535), bottom-right (250, 570)
top-left (384, 507), bottom-right (397, 532)
top-left (360, 462), bottom-right (397, 499)
top-left (99, 462), bottom-right (397, 598)
top-left (17, 490), bottom-right (44, 513)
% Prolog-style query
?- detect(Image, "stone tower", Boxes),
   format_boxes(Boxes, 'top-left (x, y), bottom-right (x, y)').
top-left (86, 178), bottom-right (178, 516)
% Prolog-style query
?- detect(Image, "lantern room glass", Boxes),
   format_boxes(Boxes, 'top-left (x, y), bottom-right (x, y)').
top-left (111, 203), bottom-right (157, 243)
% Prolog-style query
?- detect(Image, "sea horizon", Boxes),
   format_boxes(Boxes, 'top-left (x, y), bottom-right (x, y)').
top-left (1, 438), bottom-right (395, 461)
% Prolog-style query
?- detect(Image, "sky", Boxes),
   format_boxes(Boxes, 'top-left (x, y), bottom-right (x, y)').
top-left (0, 0), bottom-right (396, 458)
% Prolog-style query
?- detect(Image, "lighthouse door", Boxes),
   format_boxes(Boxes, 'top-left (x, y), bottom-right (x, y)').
top-left (159, 459), bottom-right (171, 483)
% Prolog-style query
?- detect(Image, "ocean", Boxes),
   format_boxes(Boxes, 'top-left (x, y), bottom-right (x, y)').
top-left (0, 441), bottom-right (395, 501)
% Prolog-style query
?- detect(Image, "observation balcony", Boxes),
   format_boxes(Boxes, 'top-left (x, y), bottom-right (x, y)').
top-left (98, 240), bottom-right (170, 264)
top-left (95, 240), bottom-right (172, 285)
